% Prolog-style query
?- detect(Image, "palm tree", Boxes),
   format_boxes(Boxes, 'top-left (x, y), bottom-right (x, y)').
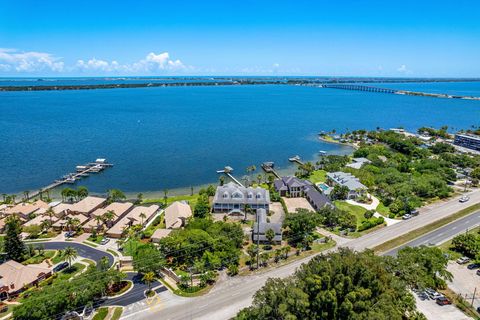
top-left (139, 212), bottom-right (146, 226)
top-left (45, 207), bottom-right (55, 224)
top-left (63, 246), bottom-right (78, 269)
top-left (40, 219), bottom-right (52, 233)
top-left (23, 191), bottom-right (29, 202)
top-left (163, 189), bottom-right (169, 206)
top-left (76, 186), bottom-right (89, 200)
top-left (142, 272), bottom-right (155, 292)
top-left (100, 256), bottom-right (109, 271)
top-left (94, 215), bottom-right (103, 231)
top-left (102, 210), bottom-right (115, 228)
top-left (2, 193), bottom-right (6, 203)
top-left (108, 189), bottom-right (126, 203)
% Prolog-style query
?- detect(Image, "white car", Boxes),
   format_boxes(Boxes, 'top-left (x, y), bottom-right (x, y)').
top-left (459, 195), bottom-right (470, 203)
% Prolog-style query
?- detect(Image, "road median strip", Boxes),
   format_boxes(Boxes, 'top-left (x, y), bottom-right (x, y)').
top-left (373, 203), bottom-right (480, 254)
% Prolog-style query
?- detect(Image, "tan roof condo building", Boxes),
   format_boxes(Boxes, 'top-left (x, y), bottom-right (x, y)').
top-left (70, 196), bottom-right (107, 215)
top-left (0, 260), bottom-right (52, 300)
top-left (84, 202), bottom-right (134, 232)
top-left (5, 200), bottom-right (49, 221)
top-left (151, 228), bottom-right (173, 243)
top-left (106, 205), bottom-right (159, 238)
top-left (165, 201), bottom-right (192, 229)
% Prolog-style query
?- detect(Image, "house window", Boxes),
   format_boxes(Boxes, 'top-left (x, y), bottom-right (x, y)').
top-left (222, 192), bottom-right (229, 199)
top-left (232, 192), bottom-right (243, 199)
top-left (256, 193), bottom-right (262, 199)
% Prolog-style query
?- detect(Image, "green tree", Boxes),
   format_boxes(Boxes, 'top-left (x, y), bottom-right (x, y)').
top-left (393, 246), bottom-right (453, 289)
top-left (133, 244), bottom-right (165, 274)
top-left (62, 246), bottom-right (78, 269)
top-left (451, 233), bottom-right (479, 258)
top-left (76, 186), bottom-right (89, 199)
top-left (284, 209), bottom-right (320, 245)
top-left (235, 249), bottom-right (422, 320)
top-left (102, 210), bottom-right (116, 227)
top-left (108, 189), bottom-right (126, 202)
top-left (330, 185), bottom-right (349, 200)
top-left (4, 215), bottom-right (25, 261)
top-left (265, 228), bottom-right (275, 244)
top-left (143, 271), bottom-right (155, 292)
top-left (194, 194), bottom-right (210, 218)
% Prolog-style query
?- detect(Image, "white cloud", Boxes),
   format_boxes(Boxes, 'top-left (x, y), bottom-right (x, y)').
top-left (0, 48), bottom-right (64, 72)
top-left (75, 52), bottom-right (188, 73)
top-left (397, 64), bottom-right (411, 74)
top-left (0, 49), bottom-right (189, 74)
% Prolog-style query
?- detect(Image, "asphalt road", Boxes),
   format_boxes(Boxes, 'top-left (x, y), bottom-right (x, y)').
top-left (41, 241), bottom-right (114, 267)
top-left (126, 190), bottom-right (480, 320)
top-left (39, 242), bottom-right (167, 307)
top-left (384, 210), bottom-right (480, 256)
top-left (104, 272), bottom-right (166, 306)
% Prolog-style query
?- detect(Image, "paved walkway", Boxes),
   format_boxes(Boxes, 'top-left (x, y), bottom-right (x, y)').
top-left (316, 227), bottom-right (351, 246)
top-left (346, 194), bottom-right (400, 226)
top-left (73, 233), bottom-right (91, 243)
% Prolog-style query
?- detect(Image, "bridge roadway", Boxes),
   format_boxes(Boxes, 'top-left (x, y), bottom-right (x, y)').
top-left (321, 83), bottom-right (397, 93)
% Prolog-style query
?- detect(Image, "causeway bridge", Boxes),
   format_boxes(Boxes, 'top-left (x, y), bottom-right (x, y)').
top-left (320, 84), bottom-right (397, 94)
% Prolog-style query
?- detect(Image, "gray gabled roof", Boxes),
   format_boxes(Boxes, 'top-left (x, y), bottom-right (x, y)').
top-left (326, 172), bottom-right (366, 191)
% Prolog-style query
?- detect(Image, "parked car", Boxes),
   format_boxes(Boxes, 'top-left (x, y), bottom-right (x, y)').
top-left (457, 256), bottom-right (471, 264)
top-left (53, 262), bottom-right (69, 272)
top-left (417, 291), bottom-right (429, 300)
top-left (100, 237), bottom-right (110, 245)
top-left (425, 288), bottom-right (437, 299)
top-left (467, 263), bottom-right (480, 270)
top-left (436, 297), bottom-right (452, 306)
top-left (432, 292), bottom-right (444, 300)
top-left (477, 269), bottom-right (480, 276)
top-left (65, 231), bottom-right (75, 238)
top-left (459, 195), bottom-right (470, 203)
top-left (410, 209), bottom-right (419, 216)
top-left (402, 214), bottom-right (412, 220)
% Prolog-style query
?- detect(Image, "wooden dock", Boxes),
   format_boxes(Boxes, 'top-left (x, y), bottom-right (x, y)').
top-left (261, 162), bottom-right (280, 179)
top-left (216, 166), bottom-right (245, 187)
top-left (288, 155), bottom-right (304, 166)
top-left (24, 159), bottom-right (113, 202)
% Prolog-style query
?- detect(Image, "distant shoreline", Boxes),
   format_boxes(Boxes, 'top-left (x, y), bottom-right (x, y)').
top-left (2, 77), bottom-right (480, 92)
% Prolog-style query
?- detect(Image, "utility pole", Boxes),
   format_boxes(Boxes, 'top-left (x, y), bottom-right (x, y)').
top-left (256, 208), bottom-right (260, 269)
top-left (472, 287), bottom-right (476, 307)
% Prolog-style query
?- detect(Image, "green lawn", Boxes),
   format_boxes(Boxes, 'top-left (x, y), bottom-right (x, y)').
top-left (334, 200), bottom-right (367, 228)
top-left (111, 307), bottom-right (123, 320)
top-left (88, 234), bottom-right (106, 244)
top-left (308, 170), bottom-right (328, 184)
top-left (92, 307), bottom-right (109, 320)
top-left (143, 193), bottom-right (199, 208)
top-left (22, 250), bottom-right (56, 265)
top-left (376, 202), bottom-right (393, 217)
top-left (56, 263), bottom-right (86, 281)
top-left (51, 251), bottom-right (65, 264)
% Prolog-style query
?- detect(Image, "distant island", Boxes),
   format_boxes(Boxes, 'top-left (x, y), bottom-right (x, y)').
top-left (2, 77), bottom-right (480, 98)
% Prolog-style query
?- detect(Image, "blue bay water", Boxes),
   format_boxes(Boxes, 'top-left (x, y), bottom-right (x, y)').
top-left (1, 83), bottom-right (479, 195)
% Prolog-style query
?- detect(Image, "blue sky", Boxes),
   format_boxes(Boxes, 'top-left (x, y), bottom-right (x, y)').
top-left (0, 0), bottom-right (479, 77)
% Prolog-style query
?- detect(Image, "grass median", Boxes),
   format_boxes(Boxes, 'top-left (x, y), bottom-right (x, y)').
top-left (373, 203), bottom-right (480, 254)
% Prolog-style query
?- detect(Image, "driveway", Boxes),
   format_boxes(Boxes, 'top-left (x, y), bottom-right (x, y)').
top-left (104, 272), bottom-right (166, 306)
top-left (40, 241), bottom-right (114, 267)
top-left (346, 194), bottom-right (400, 226)
top-left (282, 197), bottom-right (314, 213)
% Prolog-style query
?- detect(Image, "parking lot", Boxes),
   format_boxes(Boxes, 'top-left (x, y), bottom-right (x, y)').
top-left (415, 294), bottom-right (471, 320)
top-left (447, 262), bottom-right (480, 310)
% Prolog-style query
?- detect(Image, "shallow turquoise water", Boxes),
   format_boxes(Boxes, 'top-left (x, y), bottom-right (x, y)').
top-left (1, 83), bottom-right (479, 194)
